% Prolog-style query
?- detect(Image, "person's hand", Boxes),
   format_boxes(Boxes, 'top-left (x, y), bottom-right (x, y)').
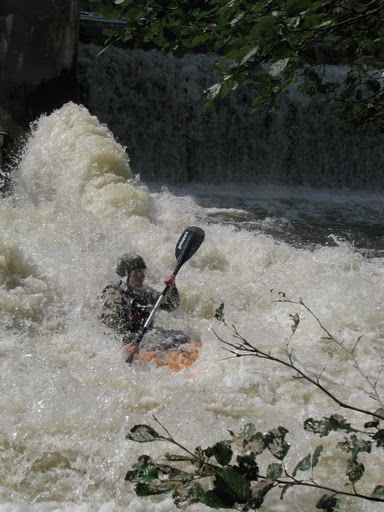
top-left (123, 343), bottom-right (140, 355)
top-left (164, 273), bottom-right (176, 286)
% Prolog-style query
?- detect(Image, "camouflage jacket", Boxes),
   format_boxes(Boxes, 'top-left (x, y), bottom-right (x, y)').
top-left (100, 280), bottom-right (180, 339)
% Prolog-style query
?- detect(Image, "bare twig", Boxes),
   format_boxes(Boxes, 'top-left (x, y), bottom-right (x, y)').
top-left (277, 297), bottom-right (384, 409)
top-left (214, 297), bottom-right (384, 420)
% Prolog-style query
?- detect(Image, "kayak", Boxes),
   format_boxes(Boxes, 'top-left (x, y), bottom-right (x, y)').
top-left (125, 328), bottom-right (202, 372)
top-left (133, 337), bottom-right (202, 372)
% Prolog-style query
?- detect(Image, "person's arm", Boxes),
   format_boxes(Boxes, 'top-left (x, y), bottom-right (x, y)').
top-left (140, 274), bottom-right (180, 311)
top-left (160, 273), bottom-right (180, 310)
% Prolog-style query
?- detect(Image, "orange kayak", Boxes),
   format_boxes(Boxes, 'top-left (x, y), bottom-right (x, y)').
top-left (132, 338), bottom-right (202, 372)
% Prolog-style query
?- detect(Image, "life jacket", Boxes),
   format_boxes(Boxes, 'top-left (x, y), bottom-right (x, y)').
top-left (100, 281), bottom-right (163, 339)
top-left (130, 298), bottom-right (150, 332)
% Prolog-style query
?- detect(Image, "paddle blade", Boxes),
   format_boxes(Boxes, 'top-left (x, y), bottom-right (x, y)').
top-left (174, 226), bottom-right (205, 275)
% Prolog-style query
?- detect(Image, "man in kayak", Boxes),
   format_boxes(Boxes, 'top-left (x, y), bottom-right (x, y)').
top-left (100, 253), bottom-right (180, 356)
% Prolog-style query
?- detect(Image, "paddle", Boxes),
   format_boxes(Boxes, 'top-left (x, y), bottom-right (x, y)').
top-left (126, 226), bottom-right (205, 363)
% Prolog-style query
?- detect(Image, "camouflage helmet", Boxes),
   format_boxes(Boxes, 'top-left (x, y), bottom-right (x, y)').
top-left (116, 253), bottom-right (146, 277)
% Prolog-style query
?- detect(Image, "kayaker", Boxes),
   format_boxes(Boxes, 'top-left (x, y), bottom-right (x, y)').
top-left (100, 253), bottom-right (180, 356)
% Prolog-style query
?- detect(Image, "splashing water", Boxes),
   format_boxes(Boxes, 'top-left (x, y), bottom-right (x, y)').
top-left (0, 102), bottom-right (383, 512)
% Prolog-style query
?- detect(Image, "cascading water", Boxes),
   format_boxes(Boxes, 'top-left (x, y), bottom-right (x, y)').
top-left (0, 100), bottom-right (383, 512)
top-left (77, 43), bottom-right (384, 190)
top-left (76, 43), bottom-right (384, 254)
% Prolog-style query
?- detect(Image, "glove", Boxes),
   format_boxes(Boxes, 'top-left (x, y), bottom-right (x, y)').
top-left (164, 273), bottom-right (176, 286)
top-left (123, 342), bottom-right (140, 355)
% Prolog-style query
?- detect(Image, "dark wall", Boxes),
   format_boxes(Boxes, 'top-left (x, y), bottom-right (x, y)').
top-left (0, 0), bottom-right (80, 188)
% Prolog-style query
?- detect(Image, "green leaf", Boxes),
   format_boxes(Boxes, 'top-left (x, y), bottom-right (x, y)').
top-left (251, 16), bottom-right (279, 39)
top-left (280, 483), bottom-right (294, 499)
top-left (316, 19), bottom-right (333, 29)
top-left (240, 46), bottom-right (259, 66)
top-left (230, 423), bottom-right (258, 446)
top-left (292, 445), bottom-right (323, 477)
top-left (304, 415), bottom-right (358, 437)
top-left (237, 454), bottom-right (259, 480)
top-left (316, 494), bottom-right (340, 511)
top-left (127, 424), bottom-right (163, 443)
top-left (286, 0), bottom-right (312, 16)
top-left (246, 431), bottom-right (267, 455)
top-left (338, 434), bottom-right (371, 460)
top-left (123, 6), bottom-right (146, 22)
top-left (125, 455), bottom-right (158, 483)
top-left (252, 96), bottom-right (265, 109)
top-left (292, 454), bottom-right (311, 476)
top-left (267, 462), bottom-right (283, 480)
top-left (372, 429), bottom-right (384, 447)
top-left (205, 83), bottom-right (222, 103)
top-left (371, 485), bottom-right (384, 498)
top-left (230, 424), bottom-right (267, 454)
top-left (214, 303), bottom-right (225, 322)
top-left (188, 33), bottom-right (211, 49)
top-left (139, 465), bottom-right (158, 482)
top-left (173, 480), bottom-right (205, 509)
top-left (265, 427), bottom-right (290, 460)
top-left (269, 58), bottom-right (289, 77)
top-left (346, 460), bottom-right (365, 484)
top-left (312, 445), bottom-right (323, 468)
top-left (275, 40), bottom-right (294, 59)
top-left (204, 441), bottom-right (233, 466)
top-left (217, 467), bottom-right (252, 502)
top-left (202, 489), bottom-right (230, 508)
top-left (364, 419), bottom-right (380, 429)
top-left (249, 480), bottom-right (274, 508)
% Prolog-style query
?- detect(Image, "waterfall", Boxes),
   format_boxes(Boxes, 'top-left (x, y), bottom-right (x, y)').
top-left (78, 43), bottom-right (384, 189)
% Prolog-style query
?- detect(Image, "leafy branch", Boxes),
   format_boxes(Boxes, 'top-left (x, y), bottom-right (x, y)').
top-left (125, 298), bottom-right (384, 510)
top-left (126, 413), bottom-right (384, 510)
top-left (91, 0), bottom-right (384, 131)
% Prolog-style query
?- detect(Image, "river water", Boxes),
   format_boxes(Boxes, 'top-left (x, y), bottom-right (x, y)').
top-left (0, 101), bottom-right (383, 512)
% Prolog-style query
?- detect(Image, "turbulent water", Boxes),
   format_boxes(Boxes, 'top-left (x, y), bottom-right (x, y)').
top-left (0, 102), bottom-right (383, 512)
top-left (78, 44), bottom-right (384, 190)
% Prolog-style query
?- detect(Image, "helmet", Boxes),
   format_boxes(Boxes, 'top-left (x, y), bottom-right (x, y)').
top-left (116, 253), bottom-right (146, 277)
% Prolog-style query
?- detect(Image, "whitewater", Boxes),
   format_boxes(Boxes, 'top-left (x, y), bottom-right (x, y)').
top-left (0, 102), bottom-right (383, 512)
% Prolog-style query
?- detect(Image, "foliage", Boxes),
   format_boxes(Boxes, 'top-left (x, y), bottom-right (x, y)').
top-left (86, 0), bottom-right (384, 131)
top-left (125, 297), bottom-right (384, 510)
